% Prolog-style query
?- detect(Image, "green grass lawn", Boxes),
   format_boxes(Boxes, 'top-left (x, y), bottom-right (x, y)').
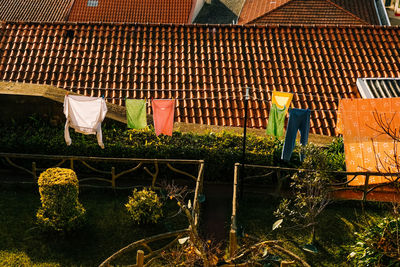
top-left (0, 185), bottom-right (187, 266)
top-left (237, 193), bottom-right (391, 266)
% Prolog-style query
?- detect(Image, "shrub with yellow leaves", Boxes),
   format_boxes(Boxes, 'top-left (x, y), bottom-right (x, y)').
top-left (125, 188), bottom-right (163, 225)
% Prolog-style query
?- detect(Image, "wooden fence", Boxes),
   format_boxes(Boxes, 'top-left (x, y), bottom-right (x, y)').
top-left (229, 163), bottom-right (400, 263)
top-left (0, 152), bottom-right (204, 187)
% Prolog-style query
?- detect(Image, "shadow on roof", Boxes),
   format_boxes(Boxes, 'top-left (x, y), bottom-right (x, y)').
top-left (194, 0), bottom-right (238, 24)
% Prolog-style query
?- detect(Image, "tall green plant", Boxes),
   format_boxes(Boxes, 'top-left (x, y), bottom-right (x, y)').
top-left (274, 144), bottom-right (332, 244)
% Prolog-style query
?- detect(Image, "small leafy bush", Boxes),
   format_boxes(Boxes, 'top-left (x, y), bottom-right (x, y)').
top-left (125, 188), bottom-right (163, 224)
top-left (326, 137), bottom-right (345, 171)
top-left (36, 168), bottom-right (86, 232)
top-left (348, 217), bottom-right (400, 265)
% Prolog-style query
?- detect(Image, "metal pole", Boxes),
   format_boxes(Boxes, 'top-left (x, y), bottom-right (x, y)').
top-left (240, 87), bottom-right (250, 199)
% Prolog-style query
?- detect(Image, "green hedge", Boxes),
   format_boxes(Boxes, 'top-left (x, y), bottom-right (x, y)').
top-left (0, 116), bottom-right (344, 182)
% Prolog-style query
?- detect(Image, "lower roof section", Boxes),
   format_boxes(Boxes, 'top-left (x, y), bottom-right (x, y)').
top-left (239, 0), bottom-right (381, 25)
top-left (67, 0), bottom-right (194, 23)
top-left (0, 22), bottom-right (399, 136)
top-left (0, 0), bottom-right (73, 22)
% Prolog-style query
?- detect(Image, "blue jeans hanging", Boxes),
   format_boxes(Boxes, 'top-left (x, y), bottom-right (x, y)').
top-left (281, 108), bottom-right (311, 161)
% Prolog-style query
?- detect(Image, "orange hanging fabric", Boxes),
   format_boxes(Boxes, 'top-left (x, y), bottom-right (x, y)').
top-left (340, 98), bottom-right (400, 186)
top-left (152, 99), bottom-right (175, 136)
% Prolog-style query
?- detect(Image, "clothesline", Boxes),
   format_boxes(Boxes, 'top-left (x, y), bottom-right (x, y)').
top-left (104, 97), bottom-right (339, 112)
top-left (63, 85), bottom-right (343, 101)
top-left (92, 91), bottom-right (341, 101)
top-left (103, 96), bottom-right (336, 101)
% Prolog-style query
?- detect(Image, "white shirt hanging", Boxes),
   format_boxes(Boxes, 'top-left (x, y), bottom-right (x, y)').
top-left (63, 95), bottom-right (108, 148)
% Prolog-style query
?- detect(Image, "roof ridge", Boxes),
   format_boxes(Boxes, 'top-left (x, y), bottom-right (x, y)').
top-left (3, 20), bottom-right (399, 29)
top-left (245, 0), bottom-right (295, 24)
top-left (237, 0), bottom-right (248, 24)
top-left (324, 0), bottom-right (371, 25)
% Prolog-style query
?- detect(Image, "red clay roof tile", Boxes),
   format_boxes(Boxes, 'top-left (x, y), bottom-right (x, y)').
top-left (67, 0), bottom-right (194, 23)
top-left (0, 0), bottom-right (74, 22)
top-left (0, 22), bottom-right (399, 136)
top-left (239, 0), bottom-right (378, 25)
top-left (0, 0), bottom-right (195, 24)
top-left (331, 0), bottom-right (380, 25)
top-left (238, 0), bottom-right (292, 25)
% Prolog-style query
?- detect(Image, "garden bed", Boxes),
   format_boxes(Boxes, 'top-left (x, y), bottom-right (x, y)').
top-left (0, 185), bottom-right (187, 266)
top-left (237, 193), bottom-right (391, 266)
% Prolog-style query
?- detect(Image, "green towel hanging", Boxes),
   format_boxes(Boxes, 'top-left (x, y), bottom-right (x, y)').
top-left (126, 99), bottom-right (147, 129)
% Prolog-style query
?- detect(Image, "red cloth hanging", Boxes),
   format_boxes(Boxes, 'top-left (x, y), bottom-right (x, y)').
top-left (152, 99), bottom-right (175, 136)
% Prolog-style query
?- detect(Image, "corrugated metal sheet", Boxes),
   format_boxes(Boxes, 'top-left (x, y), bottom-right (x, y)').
top-left (358, 78), bottom-right (400, 98)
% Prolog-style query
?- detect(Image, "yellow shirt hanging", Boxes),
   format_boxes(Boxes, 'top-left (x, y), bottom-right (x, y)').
top-left (271, 91), bottom-right (293, 111)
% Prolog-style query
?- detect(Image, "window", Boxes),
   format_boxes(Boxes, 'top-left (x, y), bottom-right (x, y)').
top-left (87, 0), bottom-right (98, 7)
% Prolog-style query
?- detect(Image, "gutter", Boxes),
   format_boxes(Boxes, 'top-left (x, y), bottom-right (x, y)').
top-left (64, 0), bottom-right (76, 21)
top-left (374, 0), bottom-right (391, 25)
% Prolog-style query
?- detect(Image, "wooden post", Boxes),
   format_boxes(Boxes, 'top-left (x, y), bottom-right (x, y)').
top-left (275, 169), bottom-right (282, 196)
top-left (232, 163), bottom-right (239, 228)
top-left (193, 161), bottom-right (204, 226)
top-left (152, 162), bottom-right (159, 189)
top-left (229, 229), bottom-right (237, 258)
top-left (230, 164), bottom-right (240, 258)
top-left (111, 167), bottom-right (116, 189)
top-left (136, 250), bottom-right (144, 267)
top-left (32, 162), bottom-right (37, 180)
top-left (362, 173), bottom-right (370, 201)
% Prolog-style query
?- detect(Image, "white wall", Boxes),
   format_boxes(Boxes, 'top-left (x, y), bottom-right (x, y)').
top-left (191, 0), bottom-right (206, 23)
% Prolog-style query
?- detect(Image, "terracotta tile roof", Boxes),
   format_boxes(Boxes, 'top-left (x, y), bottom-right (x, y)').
top-left (67, 0), bottom-right (195, 23)
top-left (331, 0), bottom-right (380, 25)
top-left (239, 0), bottom-right (378, 25)
top-left (1, 22), bottom-right (400, 136)
top-left (238, 0), bottom-right (291, 25)
top-left (0, 0), bottom-right (74, 22)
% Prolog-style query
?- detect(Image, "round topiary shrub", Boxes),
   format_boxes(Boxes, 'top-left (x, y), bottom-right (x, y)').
top-left (125, 188), bottom-right (163, 224)
top-left (36, 168), bottom-right (86, 232)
